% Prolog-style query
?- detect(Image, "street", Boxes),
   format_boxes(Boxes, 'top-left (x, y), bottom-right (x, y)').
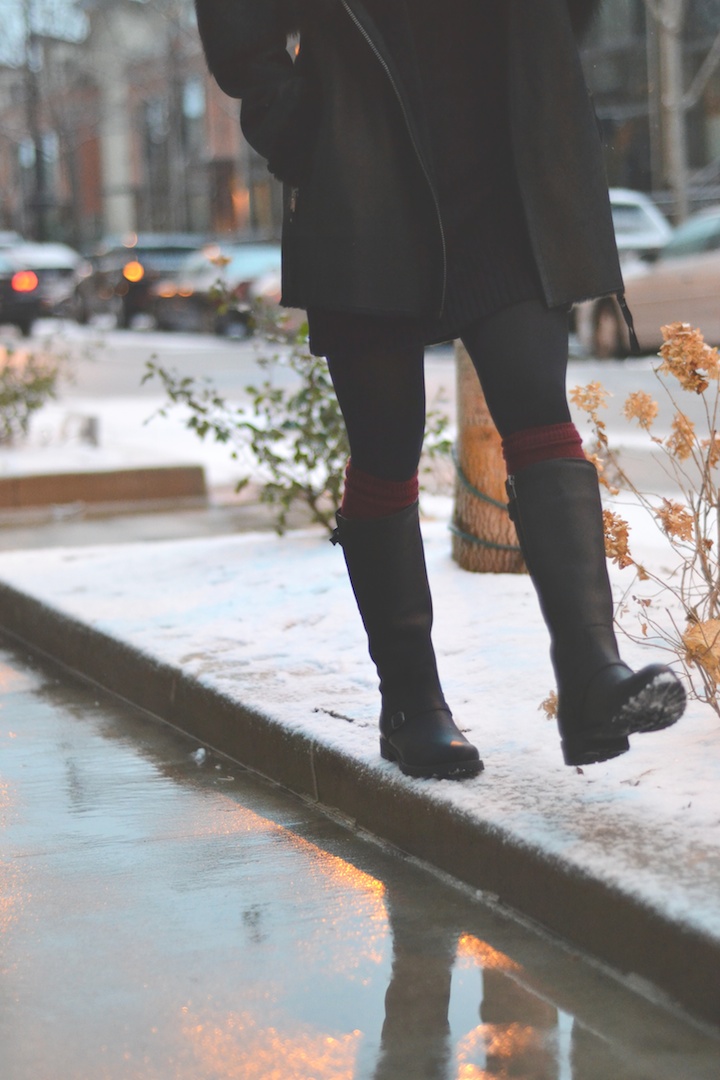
top-left (14, 318), bottom-right (712, 504)
top-left (24, 318), bottom-right (714, 432)
top-left (1, 641), bottom-right (718, 1080)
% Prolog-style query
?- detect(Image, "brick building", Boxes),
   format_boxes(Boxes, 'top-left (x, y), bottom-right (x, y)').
top-left (1, 0), bottom-right (718, 245)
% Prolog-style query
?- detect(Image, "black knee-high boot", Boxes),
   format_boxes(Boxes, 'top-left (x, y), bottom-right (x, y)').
top-left (506, 458), bottom-right (686, 766)
top-left (331, 502), bottom-right (482, 779)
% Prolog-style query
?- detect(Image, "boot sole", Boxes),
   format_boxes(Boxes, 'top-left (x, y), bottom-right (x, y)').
top-left (613, 671), bottom-right (686, 736)
top-left (561, 672), bottom-right (686, 766)
top-left (380, 738), bottom-right (484, 780)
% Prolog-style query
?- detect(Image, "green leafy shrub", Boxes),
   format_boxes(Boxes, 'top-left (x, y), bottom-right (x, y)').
top-left (0, 344), bottom-right (59, 445)
top-left (145, 322), bottom-right (451, 534)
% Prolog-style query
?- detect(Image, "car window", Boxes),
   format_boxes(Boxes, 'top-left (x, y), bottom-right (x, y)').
top-left (6, 243), bottom-right (81, 269)
top-left (95, 246), bottom-right (200, 273)
top-left (611, 203), bottom-right (654, 235)
top-left (662, 214), bottom-right (720, 259)
top-left (178, 251), bottom-right (217, 274)
top-left (132, 247), bottom-right (200, 272)
top-left (225, 246), bottom-right (281, 279)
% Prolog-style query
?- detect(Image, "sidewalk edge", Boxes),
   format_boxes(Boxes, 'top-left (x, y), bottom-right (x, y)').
top-left (0, 580), bottom-right (717, 1031)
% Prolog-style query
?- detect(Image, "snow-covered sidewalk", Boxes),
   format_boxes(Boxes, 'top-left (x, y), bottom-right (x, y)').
top-left (0, 500), bottom-right (717, 1029)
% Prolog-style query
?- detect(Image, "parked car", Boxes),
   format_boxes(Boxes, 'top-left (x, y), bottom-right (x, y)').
top-left (152, 242), bottom-right (282, 336)
top-left (0, 251), bottom-right (43, 335)
top-left (249, 266), bottom-right (307, 339)
top-left (576, 205), bottom-right (720, 358)
top-left (5, 242), bottom-right (89, 318)
top-left (0, 231), bottom-right (24, 250)
top-left (609, 188), bottom-right (673, 261)
top-left (73, 234), bottom-right (203, 327)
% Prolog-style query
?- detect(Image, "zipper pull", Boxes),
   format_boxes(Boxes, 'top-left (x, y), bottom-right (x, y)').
top-left (505, 476), bottom-right (517, 521)
top-left (616, 291), bottom-right (641, 356)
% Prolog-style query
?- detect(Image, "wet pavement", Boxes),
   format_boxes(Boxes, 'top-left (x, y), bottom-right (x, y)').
top-left (1, 642), bottom-right (719, 1079)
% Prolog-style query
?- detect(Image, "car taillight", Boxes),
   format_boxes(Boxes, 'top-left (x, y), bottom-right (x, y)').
top-left (123, 260), bottom-right (144, 283)
top-left (11, 270), bottom-right (38, 292)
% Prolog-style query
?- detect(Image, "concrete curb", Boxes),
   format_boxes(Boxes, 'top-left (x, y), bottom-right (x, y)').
top-left (0, 465), bottom-right (207, 509)
top-left (1, 579), bottom-right (718, 1031)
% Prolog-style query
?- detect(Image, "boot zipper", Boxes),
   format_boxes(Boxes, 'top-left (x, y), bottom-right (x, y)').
top-left (339, 0), bottom-right (447, 318)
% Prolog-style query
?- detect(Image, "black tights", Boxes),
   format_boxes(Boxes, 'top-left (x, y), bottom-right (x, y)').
top-left (325, 298), bottom-right (571, 481)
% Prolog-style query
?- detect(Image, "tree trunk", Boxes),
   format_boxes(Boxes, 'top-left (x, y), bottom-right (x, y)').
top-left (451, 342), bottom-right (525, 573)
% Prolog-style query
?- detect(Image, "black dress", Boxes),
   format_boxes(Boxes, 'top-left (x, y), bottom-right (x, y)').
top-left (307, 0), bottom-right (542, 355)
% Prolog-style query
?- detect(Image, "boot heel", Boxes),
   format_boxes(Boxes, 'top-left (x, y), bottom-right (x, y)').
top-left (379, 736), bottom-right (397, 762)
top-left (561, 730), bottom-right (630, 767)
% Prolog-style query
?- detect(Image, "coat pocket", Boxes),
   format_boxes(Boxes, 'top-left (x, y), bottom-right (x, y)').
top-left (241, 64), bottom-right (319, 187)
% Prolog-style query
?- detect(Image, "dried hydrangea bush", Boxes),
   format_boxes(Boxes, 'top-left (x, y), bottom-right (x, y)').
top-left (571, 322), bottom-right (720, 716)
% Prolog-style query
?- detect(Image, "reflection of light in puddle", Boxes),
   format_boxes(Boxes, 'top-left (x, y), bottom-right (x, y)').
top-left (456, 1023), bottom-right (550, 1080)
top-left (173, 797), bottom-right (387, 1071)
top-left (184, 795), bottom-right (388, 971)
top-left (0, 661), bottom-right (35, 694)
top-left (0, 777), bottom-right (25, 937)
top-left (0, 855), bottom-right (26, 937)
top-left (456, 934), bottom-right (521, 973)
top-left (180, 1007), bottom-right (362, 1080)
top-left (453, 935), bottom-right (558, 1079)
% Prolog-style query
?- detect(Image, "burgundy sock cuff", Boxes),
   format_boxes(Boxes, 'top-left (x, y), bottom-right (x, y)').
top-left (341, 462), bottom-right (419, 519)
top-left (502, 422), bottom-right (585, 474)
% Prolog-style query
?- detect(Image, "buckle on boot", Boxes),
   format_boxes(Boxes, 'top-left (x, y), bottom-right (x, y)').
top-left (390, 710), bottom-right (406, 731)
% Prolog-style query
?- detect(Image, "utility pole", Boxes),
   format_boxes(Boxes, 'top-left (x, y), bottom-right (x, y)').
top-left (166, 0), bottom-right (191, 231)
top-left (645, 0), bottom-right (689, 220)
top-left (23, 25), bottom-right (49, 240)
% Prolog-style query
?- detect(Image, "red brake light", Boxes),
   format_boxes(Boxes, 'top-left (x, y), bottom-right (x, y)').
top-left (11, 270), bottom-right (38, 293)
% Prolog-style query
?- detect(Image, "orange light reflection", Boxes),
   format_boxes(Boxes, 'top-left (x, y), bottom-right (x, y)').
top-left (181, 1008), bottom-right (362, 1080)
top-left (456, 1023), bottom-right (542, 1079)
top-left (456, 933), bottom-right (522, 973)
top-left (0, 777), bottom-right (25, 937)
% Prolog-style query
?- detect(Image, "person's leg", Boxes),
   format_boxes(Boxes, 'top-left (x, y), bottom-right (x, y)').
top-left (461, 300), bottom-right (685, 766)
top-left (460, 297), bottom-right (572, 442)
top-left (319, 312), bottom-right (481, 779)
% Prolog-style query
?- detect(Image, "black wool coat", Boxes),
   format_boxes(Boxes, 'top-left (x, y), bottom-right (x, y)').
top-left (195, 0), bottom-right (623, 320)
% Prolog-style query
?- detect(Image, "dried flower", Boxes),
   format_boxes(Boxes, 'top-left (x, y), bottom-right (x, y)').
top-left (570, 382), bottom-right (610, 418)
top-left (623, 391), bottom-right (658, 430)
top-left (702, 432), bottom-right (720, 469)
top-left (683, 619), bottom-right (720, 687)
top-left (658, 323), bottom-right (720, 394)
top-left (539, 691), bottom-right (558, 719)
top-left (585, 450), bottom-right (604, 474)
top-left (665, 412), bottom-right (695, 461)
top-left (603, 509), bottom-right (634, 569)
top-left (655, 498), bottom-right (694, 542)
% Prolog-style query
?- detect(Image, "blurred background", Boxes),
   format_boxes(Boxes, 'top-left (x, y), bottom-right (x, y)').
top-left (0, 0), bottom-right (718, 246)
top-left (0, 0), bottom-right (718, 345)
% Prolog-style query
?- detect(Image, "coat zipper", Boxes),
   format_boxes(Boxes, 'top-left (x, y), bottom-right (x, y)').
top-left (339, 0), bottom-right (448, 317)
top-left (616, 290), bottom-right (641, 356)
